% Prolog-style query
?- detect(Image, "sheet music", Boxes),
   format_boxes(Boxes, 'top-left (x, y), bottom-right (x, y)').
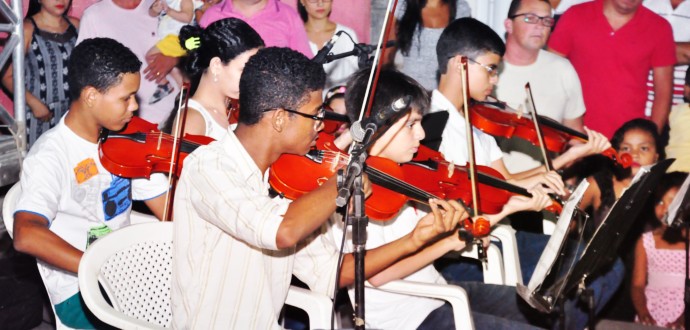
top-left (526, 180), bottom-right (589, 291)
top-left (666, 173), bottom-right (690, 226)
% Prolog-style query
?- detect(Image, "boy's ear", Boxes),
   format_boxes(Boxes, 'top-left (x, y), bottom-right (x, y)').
top-left (81, 86), bottom-right (99, 108)
top-left (269, 109), bottom-right (286, 133)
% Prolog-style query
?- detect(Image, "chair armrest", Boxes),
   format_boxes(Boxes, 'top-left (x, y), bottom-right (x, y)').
top-left (285, 285), bottom-right (333, 329)
top-left (367, 280), bottom-right (474, 330)
top-left (491, 225), bottom-right (523, 286)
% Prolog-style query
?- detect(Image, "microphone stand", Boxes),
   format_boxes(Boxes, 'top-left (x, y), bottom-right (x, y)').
top-left (336, 121), bottom-right (378, 330)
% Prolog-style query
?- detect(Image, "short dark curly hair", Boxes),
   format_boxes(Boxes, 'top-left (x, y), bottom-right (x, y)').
top-left (239, 47), bottom-right (326, 125)
top-left (68, 38), bottom-right (141, 101)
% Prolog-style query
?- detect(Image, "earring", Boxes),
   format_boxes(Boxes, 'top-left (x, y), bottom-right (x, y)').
top-left (213, 73), bottom-right (218, 83)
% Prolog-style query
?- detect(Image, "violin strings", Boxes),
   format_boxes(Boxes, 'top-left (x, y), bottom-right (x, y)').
top-left (365, 167), bottom-right (437, 203)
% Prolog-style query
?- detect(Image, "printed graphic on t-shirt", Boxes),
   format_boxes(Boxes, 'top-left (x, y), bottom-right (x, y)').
top-left (73, 158), bottom-right (99, 184)
top-left (101, 175), bottom-right (132, 221)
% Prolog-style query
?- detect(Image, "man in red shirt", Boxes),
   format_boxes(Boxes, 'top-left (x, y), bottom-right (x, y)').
top-left (547, 0), bottom-right (676, 138)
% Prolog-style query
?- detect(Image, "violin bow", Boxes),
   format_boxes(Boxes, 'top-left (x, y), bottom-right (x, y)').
top-left (459, 57), bottom-right (491, 242)
top-left (162, 82), bottom-right (192, 222)
top-left (524, 82), bottom-right (554, 172)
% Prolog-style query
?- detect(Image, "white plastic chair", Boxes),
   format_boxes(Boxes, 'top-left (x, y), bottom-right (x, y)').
top-left (491, 225), bottom-right (523, 286)
top-left (461, 241), bottom-right (505, 285)
top-left (365, 280), bottom-right (475, 329)
top-left (78, 221), bottom-right (334, 329)
top-left (2, 182), bottom-right (74, 330)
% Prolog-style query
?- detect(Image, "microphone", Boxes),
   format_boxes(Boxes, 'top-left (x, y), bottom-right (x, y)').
top-left (312, 31), bottom-right (343, 64)
top-left (350, 95), bottom-right (411, 143)
top-left (355, 40), bottom-right (397, 53)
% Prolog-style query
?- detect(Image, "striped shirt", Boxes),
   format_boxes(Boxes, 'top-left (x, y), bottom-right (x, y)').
top-left (171, 129), bottom-right (339, 329)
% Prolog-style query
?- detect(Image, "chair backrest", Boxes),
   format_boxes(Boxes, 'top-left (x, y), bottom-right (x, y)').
top-left (79, 222), bottom-right (173, 329)
top-left (2, 182), bottom-right (21, 238)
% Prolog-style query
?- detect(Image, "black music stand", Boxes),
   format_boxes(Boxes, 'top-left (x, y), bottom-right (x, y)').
top-left (517, 159), bottom-right (675, 329)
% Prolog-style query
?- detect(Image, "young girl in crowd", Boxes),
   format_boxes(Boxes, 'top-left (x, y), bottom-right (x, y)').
top-left (581, 118), bottom-right (664, 226)
top-left (632, 171), bottom-right (689, 329)
top-left (147, 0), bottom-right (200, 104)
top-left (164, 18), bottom-right (264, 139)
top-left (298, 0), bottom-right (359, 89)
top-left (1, 0), bottom-right (79, 147)
top-left (580, 118), bottom-right (665, 321)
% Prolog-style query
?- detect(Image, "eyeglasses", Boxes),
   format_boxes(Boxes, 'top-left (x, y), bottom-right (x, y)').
top-left (262, 106), bottom-right (326, 131)
top-left (304, 0), bottom-right (332, 3)
top-left (509, 13), bottom-right (555, 27)
top-left (467, 58), bottom-right (499, 77)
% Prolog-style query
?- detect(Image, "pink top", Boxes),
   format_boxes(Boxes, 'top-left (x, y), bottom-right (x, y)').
top-left (199, 0), bottom-right (312, 57)
top-left (548, 0), bottom-right (676, 138)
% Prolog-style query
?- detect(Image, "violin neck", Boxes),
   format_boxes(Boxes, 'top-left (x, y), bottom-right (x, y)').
top-left (537, 116), bottom-right (588, 140)
top-left (364, 166), bottom-right (436, 203)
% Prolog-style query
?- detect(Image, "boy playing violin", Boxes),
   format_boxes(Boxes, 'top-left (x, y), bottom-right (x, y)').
top-left (169, 47), bottom-right (466, 329)
top-left (12, 38), bottom-right (170, 329)
top-left (333, 67), bottom-right (555, 329)
top-left (432, 17), bottom-right (623, 329)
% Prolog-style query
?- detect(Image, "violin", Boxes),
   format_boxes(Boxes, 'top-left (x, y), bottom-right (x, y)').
top-left (99, 116), bottom-right (214, 179)
top-left (470, 99), bottom-right (632, 168)
top-left (269, 133), bottom-right (561, 221)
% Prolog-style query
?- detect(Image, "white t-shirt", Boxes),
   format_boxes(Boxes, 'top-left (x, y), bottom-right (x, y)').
top-left (157, 0), bottom-right (203, 38)
top-left (430, 90), bottom-right (504, 166)
top-left (495, 49), bottom-right (586, 172)
top-left (15, 116), bottom-right (168, 305)
top-left (78, 0), bottom-right (178, 126)
top-left (330, 205), bottom-right (445, 329)
top-left (309, 24), bottom-right (360, 91)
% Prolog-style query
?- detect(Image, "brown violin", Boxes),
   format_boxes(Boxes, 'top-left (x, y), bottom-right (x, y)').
top-left (99, 116), bottom-right (215, 179)
top-left (269, 133), bottom-right (561, 221)
top-left (470, 99), bottom-right (632, 168)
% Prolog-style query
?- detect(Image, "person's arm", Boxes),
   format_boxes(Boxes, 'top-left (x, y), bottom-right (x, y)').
top-left (13, 212), bottom-right (83, 274)
top-left (164, 0), bottom-right (195, 24)
top-left (338, 199), bottom-right (466, 287)
top-left (676, 42), bottom-right (690, 65)
top-left (631, 236), bottom-right (656, 326)
top-left (143, 193), bottom-right (169, 220)
top-left (276, 178), bottom-right (340, 248)
top-left (579, 176), bottom-right (600, 211)
top-left (143, 53), bottom-right (179, 83)
top-left (649, 65), bottom-right (673, 133)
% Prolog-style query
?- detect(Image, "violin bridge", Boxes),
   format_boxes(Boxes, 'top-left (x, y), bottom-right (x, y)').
top-left (517, 104), bottom-right (524, 119)
top-left (447, 161), bottom-right (455, 178)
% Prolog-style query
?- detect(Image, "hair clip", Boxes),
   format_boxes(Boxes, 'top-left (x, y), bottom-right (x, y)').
top-left (185, 37), bottom-right (201, 51)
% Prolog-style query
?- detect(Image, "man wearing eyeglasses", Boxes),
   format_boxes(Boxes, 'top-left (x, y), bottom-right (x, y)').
top-left (547, 0), bottom-right (676, 139)
top-left (495, 0), bottom-right (588, 175)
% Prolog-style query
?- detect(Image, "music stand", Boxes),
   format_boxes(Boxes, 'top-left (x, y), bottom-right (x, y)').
top-left (518, 159), bottom-right (675, 328)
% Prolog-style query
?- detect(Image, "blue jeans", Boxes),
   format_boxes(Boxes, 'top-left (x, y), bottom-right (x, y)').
top-left (418, 301), bottom-right (542, 330)
top-left (437, 232), bottom-right (626, 330)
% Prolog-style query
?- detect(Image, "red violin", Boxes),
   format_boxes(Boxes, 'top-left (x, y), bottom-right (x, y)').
top-left (99, 116), bottom-right (214, 179)
top-left (269, 133), bottom-right (562, 222)
top-left (470, 100), bottom-right (632, 168)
